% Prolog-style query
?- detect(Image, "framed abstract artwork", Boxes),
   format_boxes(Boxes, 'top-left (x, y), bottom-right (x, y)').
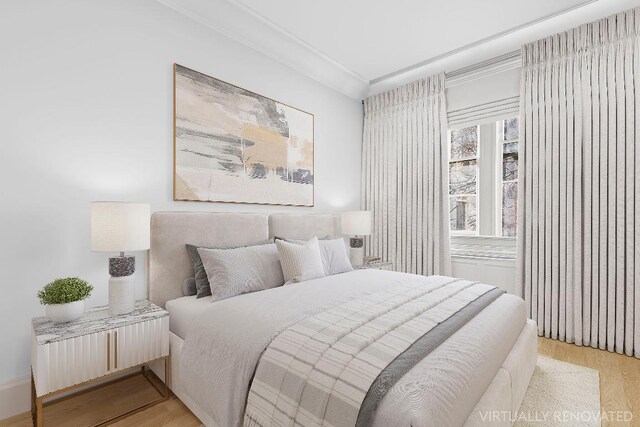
top-left (173, 64), bottom-right (314, 206)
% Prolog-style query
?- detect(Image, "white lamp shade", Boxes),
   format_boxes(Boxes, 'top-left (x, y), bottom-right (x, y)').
top-left (91, 202), bottom-right (150, 252)
top-left (341, 211), bottom-right (372, 236)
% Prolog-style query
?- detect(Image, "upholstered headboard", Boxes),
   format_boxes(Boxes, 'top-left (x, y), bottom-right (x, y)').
top-left (148, 211), bottom-right (338, 307)
top-left (269, 213), bottom-right (338, 240)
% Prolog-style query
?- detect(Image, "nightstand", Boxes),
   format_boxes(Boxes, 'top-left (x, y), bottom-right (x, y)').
top-left (31, 300), bottom-right (169, 427)
top-left (355, 260), bottom-right (393, 271)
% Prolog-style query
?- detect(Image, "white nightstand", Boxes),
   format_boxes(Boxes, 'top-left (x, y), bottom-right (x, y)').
top-left (355, 260), bottom-right (393, 271)
top-left (31, 300), bottom-right (169, 427)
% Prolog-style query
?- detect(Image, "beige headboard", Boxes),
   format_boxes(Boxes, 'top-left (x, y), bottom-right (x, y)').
top-left (149, 212), bottom-right (269, 308)
top-left (148, 211), bottom-right (338, 307)
top-left (269, 213), bottom-right (338, 240)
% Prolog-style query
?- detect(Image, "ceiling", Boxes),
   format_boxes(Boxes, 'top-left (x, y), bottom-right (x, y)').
top-left (158, 0), bottom-right (634, 98)
top-left (234, 0), bottom-right (592, 82)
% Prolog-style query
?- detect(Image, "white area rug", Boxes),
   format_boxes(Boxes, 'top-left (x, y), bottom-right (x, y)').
top-left (515, 356), bottom-right (601, 426)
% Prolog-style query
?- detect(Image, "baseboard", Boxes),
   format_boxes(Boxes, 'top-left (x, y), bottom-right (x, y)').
top-left (0, 376), bottom-right (30, 420)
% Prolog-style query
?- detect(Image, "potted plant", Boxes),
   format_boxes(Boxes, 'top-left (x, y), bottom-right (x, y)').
top-left (38, 278), bottom-right (93, 323)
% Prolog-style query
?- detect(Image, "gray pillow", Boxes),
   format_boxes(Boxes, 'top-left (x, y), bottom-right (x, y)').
top-left (182, 277), bottom-right (197, 296)
top-left (287, 238), bottom-right (354, 276)
top-left (197, 243), bottom-right (284, 301)
top-left (186, 239), bottom-right (271, 299)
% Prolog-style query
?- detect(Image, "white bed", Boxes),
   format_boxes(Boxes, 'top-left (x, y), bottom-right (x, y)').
top-left (165, 295), bottom-right (212, 340)
top-left (148, 212), bottom-right (537, 427)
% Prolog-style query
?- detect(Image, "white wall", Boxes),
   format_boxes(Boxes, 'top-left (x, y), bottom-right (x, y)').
top-left (0, 0), bottom-right (363, 408)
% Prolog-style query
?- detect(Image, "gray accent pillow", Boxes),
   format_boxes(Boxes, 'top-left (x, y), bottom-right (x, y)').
top-left (182, 277), bottom-right (197, 296)
top-left (287, 238), bottom-right (354, 276)
top-left (186, 239), bottom-right (271, 299)
top-left (197, 243), bottom-right (285, 302)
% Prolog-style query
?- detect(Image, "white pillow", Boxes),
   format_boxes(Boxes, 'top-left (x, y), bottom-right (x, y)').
top-left (276, 237), bottom-right (325, 285)
top-left (197, 243), bottom-right (284, 301)
top-left (289, 238), bottom-right (353, 276)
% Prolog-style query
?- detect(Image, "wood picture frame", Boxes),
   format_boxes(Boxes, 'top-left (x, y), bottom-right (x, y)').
top-left (173, 64), bottom-right (315, 206)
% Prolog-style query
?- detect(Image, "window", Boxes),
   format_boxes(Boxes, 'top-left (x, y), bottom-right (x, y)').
top-left (448, 126), bottom-right (478, 233)
top-left (448, 117), bottom-right (519, 238)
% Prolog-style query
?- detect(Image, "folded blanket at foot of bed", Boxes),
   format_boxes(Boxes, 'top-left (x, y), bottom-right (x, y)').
top-left (244, 278), bottom-right (504, 427)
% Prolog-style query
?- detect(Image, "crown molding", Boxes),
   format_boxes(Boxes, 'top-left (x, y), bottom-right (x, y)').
top-left (368, 0), bottom-right (639, 97)
top-left (368, 0), bottom-right (598, 87)
top-left (156, 0), bottom-right (369, 99)
top-left (158, 0), bottom-right (638, 101)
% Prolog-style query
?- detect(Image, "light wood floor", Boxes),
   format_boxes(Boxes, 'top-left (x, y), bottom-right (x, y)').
top-left (1, 337), bottom-right (638, 426)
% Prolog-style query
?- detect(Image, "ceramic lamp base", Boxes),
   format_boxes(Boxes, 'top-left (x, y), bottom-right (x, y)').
top-left (349, 247), bottom-right (364, 267)
top-left (349, 236), bottom-right (365, 266)
top-left (109, 275), bottom-right (135, 315)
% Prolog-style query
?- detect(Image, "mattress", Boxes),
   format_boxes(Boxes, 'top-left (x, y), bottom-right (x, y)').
top-left (165, 295), bottom-right (213, 339)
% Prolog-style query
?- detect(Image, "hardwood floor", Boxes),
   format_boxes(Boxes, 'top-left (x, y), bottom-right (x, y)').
top-left (0, 373), bottom-right (201, 427)
top-left (1, 337), bottom-right (638, 426)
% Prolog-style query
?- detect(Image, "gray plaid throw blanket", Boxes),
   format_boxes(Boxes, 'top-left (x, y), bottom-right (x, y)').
top-left (244, 277), bottom-right (504, 427)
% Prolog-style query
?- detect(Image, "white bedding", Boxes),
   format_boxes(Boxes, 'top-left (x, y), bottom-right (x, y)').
top-left (177, 270), bottom-right (526, 427)
top-left (374, 291), bottom-right (525, 426)
top-left (165, 295), bottom-right (212, 339)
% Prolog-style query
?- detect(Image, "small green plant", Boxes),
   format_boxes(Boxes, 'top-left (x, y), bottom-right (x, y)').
top-left (37, 278), bottom-right (93, 305)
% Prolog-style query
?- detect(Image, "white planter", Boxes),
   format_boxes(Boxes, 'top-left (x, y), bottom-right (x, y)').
top-left (45, 300), bottom-right (85, 323)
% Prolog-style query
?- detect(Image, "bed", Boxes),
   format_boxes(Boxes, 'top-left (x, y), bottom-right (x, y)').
top-left (148, 211), bottom-right (537, 427)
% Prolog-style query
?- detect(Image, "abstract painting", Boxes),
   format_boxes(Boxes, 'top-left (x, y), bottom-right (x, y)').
top-left (173, 64), bottom-right (314, 206)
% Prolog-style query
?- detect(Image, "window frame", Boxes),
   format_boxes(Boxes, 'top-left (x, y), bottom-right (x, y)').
top-left (448, 117), bottom-right (518, 258)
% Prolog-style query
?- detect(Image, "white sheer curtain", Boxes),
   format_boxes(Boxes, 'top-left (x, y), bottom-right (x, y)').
top-left (517, 7), bottom-right (640, 357)
top-left (362, 75), bottom-right (451, 276)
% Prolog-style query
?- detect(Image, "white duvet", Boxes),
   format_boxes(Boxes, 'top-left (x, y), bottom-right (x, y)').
top-left (179, 270), bottom-right (526, 427)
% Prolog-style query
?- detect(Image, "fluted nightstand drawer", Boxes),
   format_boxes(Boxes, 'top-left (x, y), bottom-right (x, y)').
top-left (113, 316), bottom-right (169, 373)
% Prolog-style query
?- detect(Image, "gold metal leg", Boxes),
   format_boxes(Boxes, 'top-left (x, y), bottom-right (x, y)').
top-left (164, 355), bottom-right (170, 398)
top-left (36, 396), bottom-right (43, 427)
top-left (31, 371), bottom-right (36, 425)
top-left (30, 356), bottom-right (170, 427)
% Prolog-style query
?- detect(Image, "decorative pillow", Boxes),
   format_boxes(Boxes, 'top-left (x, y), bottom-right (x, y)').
top-left (197, 243), bottom-right (284, 302)
top-left (182, 277), bottom-right (197, 296)
top-left (276, 237), bottom-right (325, 285)
top-left (186, 239), bottom-right (271, 299)
top-left (281, 237), bottom-right (353, 276)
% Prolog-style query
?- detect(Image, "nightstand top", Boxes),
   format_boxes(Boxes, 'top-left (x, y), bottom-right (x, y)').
top-left (355, 260), bottom-right (393, 270)
top-left (32, 300), bottom-right (168, 345)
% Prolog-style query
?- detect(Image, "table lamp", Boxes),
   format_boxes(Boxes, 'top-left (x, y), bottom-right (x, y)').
top-left (91, 202), bottom-right (150, 314)
top-left (341, 210), bottom-right (372, 267)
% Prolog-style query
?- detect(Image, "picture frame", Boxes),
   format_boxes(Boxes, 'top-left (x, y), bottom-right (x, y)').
top-left (173, 64), bottom-right (314, 206)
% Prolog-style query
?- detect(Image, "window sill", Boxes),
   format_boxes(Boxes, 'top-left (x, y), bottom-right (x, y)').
top-left (450, 235), bottom-right (516, 260)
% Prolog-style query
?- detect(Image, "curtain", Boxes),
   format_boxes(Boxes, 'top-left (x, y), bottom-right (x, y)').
top-left (362, 75), bottom-right (451, 276)
top-left (517, 7), bottom-right (640, 357)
